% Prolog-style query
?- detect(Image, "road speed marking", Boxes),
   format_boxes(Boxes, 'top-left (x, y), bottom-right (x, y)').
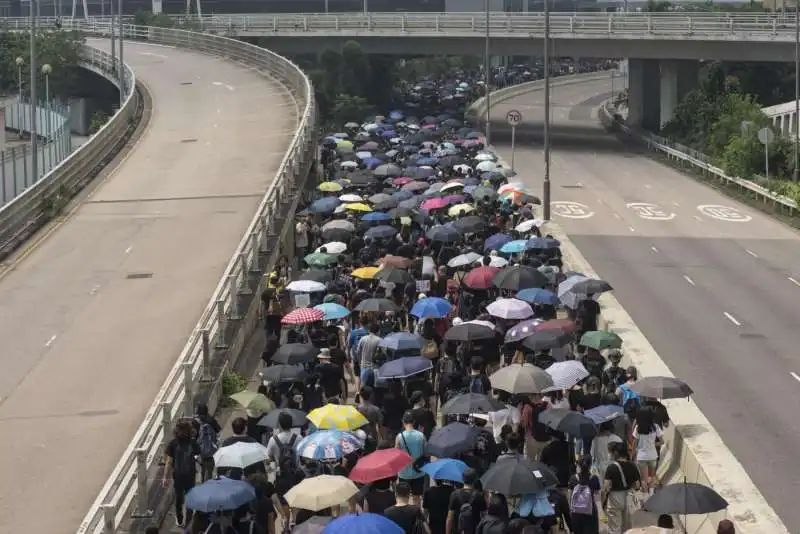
top-left (697, 204), bottom-right (752, 222)
top-left (626, 202), bottom-right (676, 221)
top-left (551, 201), bottom-right (595, 219)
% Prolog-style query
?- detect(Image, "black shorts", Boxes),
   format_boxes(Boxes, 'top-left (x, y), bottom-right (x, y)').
top-left (402, 476), bottom-right (425, 496)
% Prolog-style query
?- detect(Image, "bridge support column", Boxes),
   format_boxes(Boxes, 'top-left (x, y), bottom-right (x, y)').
top-left (627, 58), bottom-right (660, 132)
top-left (659, 59), bottom-right (698, 130)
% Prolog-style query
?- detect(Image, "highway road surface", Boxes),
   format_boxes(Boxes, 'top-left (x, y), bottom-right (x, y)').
top-left (490, 77), bottom-right (800, 531)
top-left (0, 40), bottom-right (297, 533)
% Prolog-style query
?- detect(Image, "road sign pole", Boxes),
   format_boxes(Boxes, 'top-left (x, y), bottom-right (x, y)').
top-left (505, 109), bottom-right (522, 172)
top-left (511, 125), bottom-right (516, 171)
top-left (766, 142), bottom-right (770, 179)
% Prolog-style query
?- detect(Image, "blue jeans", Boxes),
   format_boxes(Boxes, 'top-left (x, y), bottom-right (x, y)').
top-left (360, 367), bottom-right (374, 387)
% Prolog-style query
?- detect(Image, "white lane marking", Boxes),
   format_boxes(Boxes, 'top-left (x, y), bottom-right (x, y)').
top-left (45, 335), bottom-right (57, 347)
top-left (651, 246), bottom-right (659, 253)
top-left (693, 215), bottom-right (703, 222)
top-left (551, 201), bottom-right (595, 219)
top-left (612, 213), bottom-right (621, 219)
top-left (790, 371), bottom-right (800, 383)
top-left (125, 245), bottom-right (133, 254)
top-left (697, 204), bottom-right (752, 222)
top-left (627, 202), bottom-right (676, 221)
top-left (683, 275), bottom-right (695, 286)
top-left (628, 226), bottom-right (636, 232)
top-left (723, 312), bottom-right (741, 326)
top-left (745, 249), bottom-right (758, 258)
top-left (212, 81), bottom-right (223, 86)
top-left (788, 276), bottom-right (800, 287)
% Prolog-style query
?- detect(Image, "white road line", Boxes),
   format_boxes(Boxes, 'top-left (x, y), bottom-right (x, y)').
top-left (788, 276), bottom-right (800, 287)
top-left (672, 201), bottom-right (680, 207)
top-left (651, 246), bottom-right (659, 253)
top-left (628, 226), bottom-right (636, 232)
top-left (745, 249), bottom-right (758, 258)
top-left (683, 275), bottom-right (696, 286)
top-left (45, 335), bottom-right (57, 347)
top-left (723, 312), bottom-right (741, 326)
top-left (612, 213), bottom-right (621, 219)
top-left (693, 215), bottom-right (703, 222)
top-left (790, 372), bottom-right (800, 383)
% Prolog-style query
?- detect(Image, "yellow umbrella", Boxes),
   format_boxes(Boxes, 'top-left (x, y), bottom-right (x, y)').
top-left (448, 203), bottom-right (475, 217)
top-left (318, 182), bottom-right (343, 192)
top-left (352, 266), bottom-right (381, 279)
top-left (336, 139), bottom-right (354, 149)
top-left (308, 403), bottom-right (369, 431)
top-left (284, 475), bottom-right (358, 511)
top-left (345, 202), bottom-right (372, 212)
top-left (400, 216), bottom-right (412, 226)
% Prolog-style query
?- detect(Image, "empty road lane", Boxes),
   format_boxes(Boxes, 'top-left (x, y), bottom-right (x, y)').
top-left (0, 40), bottom-right (296, 533)
top-left (490, 77), bottom-right (800, 531)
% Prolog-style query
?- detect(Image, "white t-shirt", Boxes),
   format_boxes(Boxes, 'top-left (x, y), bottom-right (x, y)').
top-left (488, 405), bottom-right (521, 443)
top-left (633, 425), bottom-right (663, 462)
top-left (295, 222), bottom-right (308, 248)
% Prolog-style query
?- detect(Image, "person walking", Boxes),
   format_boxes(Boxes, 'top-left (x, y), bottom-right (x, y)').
top-left (395, 411), bottom-right (427, 506)
top-left (601, 442), bottom-right (640, 534)
top-left (163, 421), bottom-right (200, 528)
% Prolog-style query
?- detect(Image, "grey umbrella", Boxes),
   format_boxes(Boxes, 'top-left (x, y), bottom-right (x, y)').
top-left (489, 364), bottom-right (554, 394)
top-left (643, 482), bottom-right (728, 515)
top-left (630, 376), bottom-right (693, 399)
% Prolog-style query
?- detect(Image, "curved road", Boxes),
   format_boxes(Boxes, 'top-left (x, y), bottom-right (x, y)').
top-left (0, 40), bottom-right (296, 533)
top-left (490, 77), bottom-right (800, 531)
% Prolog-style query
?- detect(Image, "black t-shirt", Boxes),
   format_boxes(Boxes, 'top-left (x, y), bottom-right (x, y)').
top-left (384, 504), bottom-right (423, 534)
top-left (315, 362), bottom-right (344, 398)
top-left (411, 407), bottom-right (436, 437)
top-left (365, 487), bottom-right (396, 515)
top-left (329, 347), bottom-right (347, 367)
top-left (604, 460), bottom-right (641, 491)
top-left (448, 488), bottom-right (486, 534)
top-left (166, 438), bottom-right (200, 479)
top-left (423, 484), bottom-right (454, 534)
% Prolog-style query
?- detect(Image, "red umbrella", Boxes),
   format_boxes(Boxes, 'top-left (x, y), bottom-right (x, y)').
top-left (349, 448), bottom-right (413, 484)
top-left (463, 266), bottom-right (501, 290)
top-left (281, 307), bottom-right (325, 325)
top-left (536, 318), bottom-right (577, 334)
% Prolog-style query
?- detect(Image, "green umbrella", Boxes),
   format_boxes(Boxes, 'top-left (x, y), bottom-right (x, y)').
top-left (229, 390), bottom-right (276, 414)
top-left (579, 330), bottom-right (623, 350)
top-left (304, 252), bottom-right (338, 268)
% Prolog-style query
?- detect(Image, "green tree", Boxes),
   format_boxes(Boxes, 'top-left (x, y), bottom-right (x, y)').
top-left (340, 41), bottom-right (371, 98)
top-left (330, 94), bottom-right (373, 128)
top-left (0, 31), bottom-right (83, 100)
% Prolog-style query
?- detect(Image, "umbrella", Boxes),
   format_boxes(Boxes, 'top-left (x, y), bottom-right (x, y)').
top-left (308, 404), bottom-right (369, 431)
top-left (322, 513), bottom-right (403, 534)
top-left (522, 329), bottom-right (573, 351)
top-left (352, 266), bottom-right (381, 279)
top-left (293, 516), bottom-right (332, 534)
top-left (471, 186), bottom-right (497, 201)
top-left (322, 220), bottom-right (355, 232)
top-left (349, 449), bottom-right (413, 484)
top-left (544, 360), bottom-right (590, 390)
top-left (365, 225), bottom-right (397, 240)
top-left (427, 225), bottom-right (461, 243)
top-left (321, 228), bottom-right (353, 242)
top-left (316, 241), bottom-right (348, 255)
top-left (258, 408), bottom-right (307, 428)
top-left (285, 475), bottom-right (359, 511)
top-left (282, 308), bottom-right (325, 325)
top-left (310, 197), bottom-right (342, 214)
top-left (537, 318), bottom-right (578, 334)
top-left (304, 252), bottom-right (338, 268)
top-left (499, 239), bottom-right (528, 254)
top-left (484, 234), bottom-right (512, 252)
top-left (526, 237), bottom-right (561, 250)
top-left (318, 182), bottom-right (344, 192)
top-left (516, 288), bottom-right (560, 306)
top-left (486, 298), bottom-right (534, 320)
top-left (448, 252), bottom-right (483, 269)
top-left (489, 364), bottom-right (554, 394)
top-left (569, 278), bottom-right (613, 296)
top-left (504, 318), bottom-right (543, 343)
top-left (314, 302), bottom-right (351, 321)
top-left (579, 330), bottom-right (623, 350)
top-left (229, 391), bottom-right (276, 413)
top-left (538, 408), bottom-right (597, 438)
top-left (494, 265), bottom-right (549, 291)
top-left (426, 422), bottom-right (481, 457)
top-left (463, 266), bottom-right (501, 290)
top-left (440, 393), bottom-right (505, 415)
top-left (185, 477), bottom-right (256, 512)
top-left (287, 280), bottom-right (327, 293)
top-left (444, 320), bottom-right (497, 342)
top-left (379, 255), bottom-right (412, 268)
top-left (262, 364), bottom-right (309, 384)
top-left (299, 269), bottom-right (334, 283)
top-left (273, 343), bottom-right (318, 365)
top-left (630, 376), bottom-right (693, 399)
top-left (379, 332), bottom-right (424, 352)
top-left (515, 218), bottom-right (545, 233)
top-left (296, 430), bottom-right (362, 461)
top-left (421, 458), bottom-right (469, 483)
top-left (410, 297), bottom-right (452, 319)
top-left (454, 215), bottom-right (487, 234)
top-left (378, 356), bottom-right (433, 379)
top-left (374, 163), bottom-right (403, 177)
top-left (213, 441), bottom-right (270, 469)
top-left (584, 404), bottom-right (624, 424)
top-left (481, 456), bottom-right (559, 495)
top-left (421, 197), bottom-right (449, 210)
top-left (355, 298), bottom-right (400, 313)
top-left (643, 482), bottom-right (728, 515)
top-left (374, 266), bottom-right (414, 284)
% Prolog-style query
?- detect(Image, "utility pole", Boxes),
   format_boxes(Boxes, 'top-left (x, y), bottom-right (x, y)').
top-left (542, 0), bottom-right (552, 220)
top-left (118, 0), bottom-right (124, 105)
top-left (110, 0), bottom-right (116, 76)
top-left (30, 0), bottom-right (38, 182)
top-left (484, 0), bottom-right (491, 145)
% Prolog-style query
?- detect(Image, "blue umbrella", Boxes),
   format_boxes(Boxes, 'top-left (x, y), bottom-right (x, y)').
top-left (313, 303), bottom-right (351, 321)
top-left (362, 157), bottom-right (383, 169)
top-left (427, 422), bottom-right (481, 458)
top-left (421, 458), bottom-right (469, 483)
top-left (483, 233), bottom-right (513, 252)
top-left (296, 430), bottom-right (362, 460)
top-left (379, 332), bottom-right (424, 352)
top-left (389, 110), bottom-right (404, 120)
top-left (185, 477), bottom-right (256, 512)
top-left (417, 157), bottom-right (439, 166)
top-left (526, 237), bottom-right (561, 250)
top-left (381, 130), bottom-right (397, 138)
top-left (310, 197), bottom-right (341, 214)
top-left (410, 297), bottom-right (453, 319)
top-left (391, 190), bottom-right (413, 201)
top-left (500, 239), bottom-right (529, 254)
top-left (322, 513), bottom-right (403, 534)
top-left (516, 288), bottom-right (560, 306)
top-left (365, 225), bottom-right (397, 240)
top-left (378, 356), bottom-right (433, 379)
top-left (584, 404), bottom-right (625, 424)
top-left (361, 212), bottom-right (392, 222)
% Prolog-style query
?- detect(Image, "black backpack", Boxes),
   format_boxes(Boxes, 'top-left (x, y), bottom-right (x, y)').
top-left (468, 376), bottom-right (486, 395)
top-left (458, 497), bottom-right (477, 534)
top-left (172, 440), bottom-right (196, 478)
top-left (275, 434), bottom-right (300, 488)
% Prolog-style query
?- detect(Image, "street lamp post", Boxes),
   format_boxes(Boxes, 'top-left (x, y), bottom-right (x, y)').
top-left (15, 56), bottom-right (24, 139)
top-left (42, 63), bottom-right (52, 170)
top-left (484, 0), bottom-right (491, 145)
top-left (110, 0), bottom-right (116, 75)
top-left (542, 0), bottom-right (552, 220)
top-left (118, 0), bottom-right (125, 105)
top-left (30, 0), bottom-right (39, 182)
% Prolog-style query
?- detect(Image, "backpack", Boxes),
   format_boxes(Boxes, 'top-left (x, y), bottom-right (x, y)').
top-left (458, 499), bottom-right (476, 534)
top-left (422, 338), bottom-right (439, 360)
top-left (570, 484), bottom-right (594, 515)
top-left (469, 376), bottom-right (486, 395)
top-left (275, 434), bottom-right (300, 485)
top-left (619, 384), bottom-right (641, 410)
top-left (172, 440), bottom-right (196, 478)
top-left (196, 419), bottom-right (218, 459)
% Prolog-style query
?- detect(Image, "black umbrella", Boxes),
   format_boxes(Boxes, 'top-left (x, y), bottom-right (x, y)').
top-left (321, 228), bottom-right (353, 242)
top-left (373, 199), bottom-right (398, 211)
top-left (440, 393), bottom-right (505, 415)
top-left (454, 215), bottom-right (487, 234)
top-left (444, 321), bottom-right (497, 342)
top-left (364, 225), bottom-right (398, 240)
top-left (521, 329), bottom-right (573, 351)
top-left (298, 269), bottom-right (334, 283)
top-left (630, 376), bottom-right (693, 399)
top-left (272, 343), bottom-right (317, 365)
top-left (262, 365), bottom-right (308, 383)
top-left (374, 163), bottom-right (403, 177)
top-left (481, 455), bottom-right (559, 496)
top-left (258, 408), bottom-right (307, 429)
top-left (643, 482), bottom-right (728, 515)
top-left (355, 298), bottom-right (400, 313)
top-left (538, 408), bottom-right (597, 439)
top-left (569, 278), bottom-right (613, 295)
top-left (426, 422), bottom-right (481, 457)
top-left (427, 225), bottom-right (461, 244)
top-left (374, 266), bottom-right (415, 284)
top-left (493, 265), bottom-right (549, 291)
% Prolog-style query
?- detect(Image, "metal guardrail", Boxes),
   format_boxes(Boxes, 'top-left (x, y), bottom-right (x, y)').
top-left (0, 43), bottom-right (136, 260)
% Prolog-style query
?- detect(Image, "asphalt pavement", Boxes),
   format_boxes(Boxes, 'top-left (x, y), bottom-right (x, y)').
top-left (0, 41), bottom-right (297, 534)
top-left (490, 77), bottom-right (800, 531)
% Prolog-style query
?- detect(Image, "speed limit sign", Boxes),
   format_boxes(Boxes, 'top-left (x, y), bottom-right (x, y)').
top-left (506, 109), bottom-right (523, 126)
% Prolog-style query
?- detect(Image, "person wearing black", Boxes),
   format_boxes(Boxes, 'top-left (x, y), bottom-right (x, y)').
top-left (314, 348), bottom-right (346, 400)
top-left (361, 477), bottom-right (396, 515)
top-left (409, 390), bottom-right (436, 440)
top-left (423, 479), bottom-right (454, 534)
top-left (476, 493), bottom-right (508, 534)
top-left (568, 455), bottom-right (601, 534)
top-left (601, 442), bottom-right (641, 534)
top-left (446, 468), bottom-right (486, 534)
top-left (384, 482), bottom-right (429, 534)
top-left (163, 421), bottom-right (200, 528)
top-left (192, 403), bottom-right (221, 482)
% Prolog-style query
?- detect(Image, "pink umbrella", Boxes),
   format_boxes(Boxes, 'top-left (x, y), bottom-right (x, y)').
top-left (393, 177), bottom-right (413, 186)
top-left (421, 198), bottom-right (449, 210)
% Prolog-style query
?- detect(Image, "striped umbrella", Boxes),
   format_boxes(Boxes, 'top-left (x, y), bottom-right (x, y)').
top-left (544, 360), bottom-right (589, 391)
top-left (281, 307), bottom-right (325, 325)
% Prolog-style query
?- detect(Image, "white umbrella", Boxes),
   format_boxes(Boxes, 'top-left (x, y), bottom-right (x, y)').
top-left (441, 181), bottom-right (464, 192)
top-left (339, 194), bottom-right (363, 202)
top-left (213, 441), bottom-right (269, 469)
top-left (476, 161), bottom-right (497, 172)
top-left (475, 152), bottom-right (497, 162)
top-left (448, 252), bottom-right (483, 269)
top-left (515, 219), bottom-right (546, 233)
top-left (333, 204), bottom-right (348, 214)
top-left (355, 151), bottom-right (372, 159)
top-left (544, 360), bottom-right (590, 391)
top-left (316, 241), bottom-right (347, 254)
top-left (322, 220), bottom-right (355, 232)
top-left (340, 161), bottom-right (358, 169)
top-left (482, 256), bottom-right (509, 268)
top-left (557, 275), bottom-right (598, 309)
top-left (453, 164), bottom-right (472, 173)
top-left (286, 280), bottom-right (327, 293)
top-left (486, 298), bottom-right (534, 320)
